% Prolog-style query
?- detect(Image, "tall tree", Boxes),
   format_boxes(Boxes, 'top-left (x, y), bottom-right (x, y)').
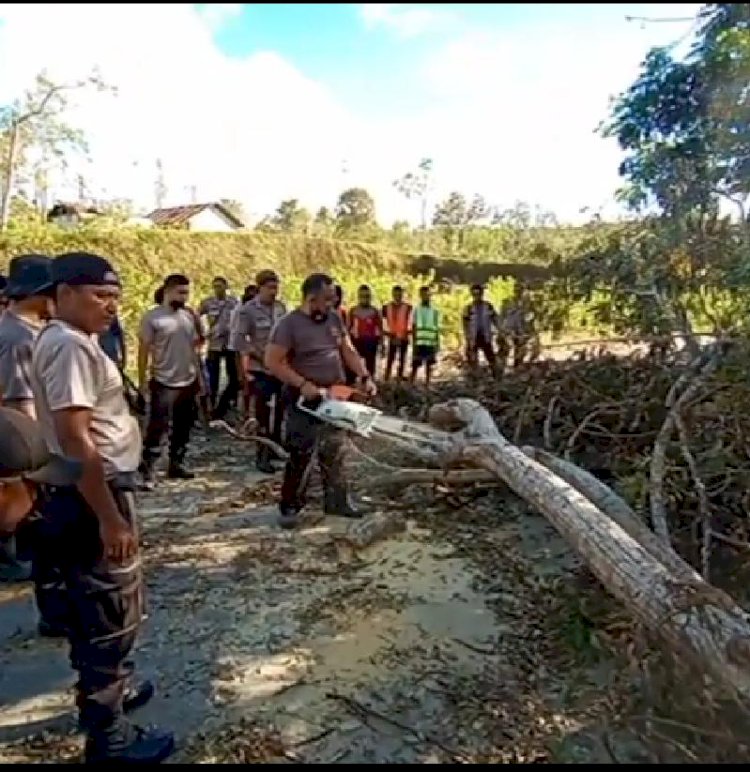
top-left (0, 70), bottom-right (112, 230)
top-left (602, 3), bottom-right (749, 221)
top-left (335, 187), bottom-right (376, 229)
top-left (313, 206), bottom-right (334, 237)
top-left (466, 194), bottom-right (490, 226)
top-left (492, 200), bottom-right (532, 229)
top-left (272, 198), bottom-right (310, 233)
top-left (393, 157), bottom-right (434, 230)
top-left (432, 191), bottom-right (468, 250)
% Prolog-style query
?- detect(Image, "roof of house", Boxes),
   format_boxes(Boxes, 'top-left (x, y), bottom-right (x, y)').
top-left (145, 203), bottom-right (244, 229)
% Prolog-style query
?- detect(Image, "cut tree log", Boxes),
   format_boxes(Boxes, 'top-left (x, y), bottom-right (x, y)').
top-left (333, 511), bottom-right (407, 557)
top-left (365, 468), bottom-right (499, 490)
top-left (397, 398), bottom-right (750, 702)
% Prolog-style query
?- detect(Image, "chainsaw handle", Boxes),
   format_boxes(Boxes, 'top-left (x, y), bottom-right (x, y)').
top-left (297, 394), bottom-right (324, 412)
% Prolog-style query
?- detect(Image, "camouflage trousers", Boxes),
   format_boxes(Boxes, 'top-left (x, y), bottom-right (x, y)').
top-left (279, 389), bottom-right (347, 510)
top-left (34, 478), bottom-right (144, 729)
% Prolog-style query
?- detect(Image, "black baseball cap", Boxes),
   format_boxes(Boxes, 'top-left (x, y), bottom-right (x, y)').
top-left (0, 408), bottom-right (82, 486)
top-left (6, 254), bottom-right (54, 299)
top-left (51, 252), bottom-right (121, 288)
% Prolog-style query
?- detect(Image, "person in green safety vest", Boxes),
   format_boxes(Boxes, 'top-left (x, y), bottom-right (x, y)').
top-left (410, 285), bottom-right (440, 388)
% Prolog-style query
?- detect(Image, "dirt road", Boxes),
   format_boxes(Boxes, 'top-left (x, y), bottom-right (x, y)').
top-left (0, 426), bottom-right (647, 763)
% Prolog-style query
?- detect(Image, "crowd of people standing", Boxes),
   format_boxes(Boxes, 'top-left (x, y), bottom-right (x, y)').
top-left (0, 250), bottom-right (535, 763)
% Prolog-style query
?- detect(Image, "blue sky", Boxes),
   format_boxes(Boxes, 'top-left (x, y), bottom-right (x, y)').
top-left (211, 4), bottom-right (700, 120)
top-left (0, 3), bottom-right (702, 224)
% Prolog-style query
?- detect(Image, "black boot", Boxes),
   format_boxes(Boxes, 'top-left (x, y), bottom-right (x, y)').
top-left (256, 445), bottom-right (275, 475)
top-left (167, 461), bottom-right (195, 480)
top-left (77, 680), bottom-right (155, 732)
top-left (0, 535), bottom-right (32, 583)
top-left (38, 619), bottom-right (68, 638)
top-left (0, 559), bottom-right (32, 582)
top-left (278, 503), bottom-right (301, 530)
top-left (323, 486), bottom-right (364, 519)
top-left (76, 680), bottom-right (156, 732)
top-left (84, 717), bottom-right (175, 764)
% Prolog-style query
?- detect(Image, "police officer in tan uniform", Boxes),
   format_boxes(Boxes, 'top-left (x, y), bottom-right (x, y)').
top-left (0, 255), bottom-right (69, 630)
top-left (237, 270), bottom-right (287, 473)
top-left (32, 252), bottom-right (174, 764)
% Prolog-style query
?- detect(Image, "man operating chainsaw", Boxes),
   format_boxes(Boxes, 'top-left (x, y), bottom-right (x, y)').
top-left (265, 273), bottom-right (376, 530)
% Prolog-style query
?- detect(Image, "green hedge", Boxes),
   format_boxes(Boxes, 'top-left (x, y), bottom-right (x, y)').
top-left (0, 225), bottom-right (412, 336)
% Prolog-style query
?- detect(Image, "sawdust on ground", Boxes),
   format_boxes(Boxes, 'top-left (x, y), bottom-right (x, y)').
top-left (0, 424), bottom-right (648, 764)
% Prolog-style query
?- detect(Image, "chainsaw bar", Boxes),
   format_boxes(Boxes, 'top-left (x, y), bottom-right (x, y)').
top-left (297, 397), bottom-right (443, 450)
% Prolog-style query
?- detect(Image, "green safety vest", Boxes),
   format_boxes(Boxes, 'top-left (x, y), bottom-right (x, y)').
top-left (414, 306), bottom-right (439, 347)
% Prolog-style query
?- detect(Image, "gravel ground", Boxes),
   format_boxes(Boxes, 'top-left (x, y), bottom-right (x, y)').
top-left (0, 424), bottom-right (646, 764)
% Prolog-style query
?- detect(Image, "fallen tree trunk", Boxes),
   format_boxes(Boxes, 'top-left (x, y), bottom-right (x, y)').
top-left (417, 398), bottom-right (750, 702)
top-left (521, 447), bottom-right (705, 586)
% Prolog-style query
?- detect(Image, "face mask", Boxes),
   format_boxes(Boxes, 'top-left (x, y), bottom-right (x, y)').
top-left (170, 300), bottom-right (186, 311)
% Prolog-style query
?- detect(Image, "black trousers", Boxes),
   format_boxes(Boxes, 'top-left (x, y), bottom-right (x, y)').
top-left (5, 518), bottom-right (69, 631)
top-left (34, 479), bottom-right (143, 729)
top-left (206, 349), bottom-right (240, 418)
top-left (253, 372), bottom-right (284, 443)
top-left (353, 338), bottom-right (379, 379)
top-left (143, 379), bottom-right (197, 465)
top-left (280, 389), bottom-right (347, 510)
top-left (467, 333), bottom-right (497, 368)
top-left (385, 338), bottom-right (409, 380)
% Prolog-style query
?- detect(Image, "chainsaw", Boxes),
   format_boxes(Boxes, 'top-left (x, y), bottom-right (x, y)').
top-left (296, 385), bottom-right (443, 450)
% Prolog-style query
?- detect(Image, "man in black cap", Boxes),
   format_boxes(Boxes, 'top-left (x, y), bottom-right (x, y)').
top-left (0, 255), bottom-right (54, 420)
top-left (30, 252), bottom-right (174, 763)
top-left (0, 255), bottom-right (67, 622)
top-left (0, 255), bottom-right (54, 585)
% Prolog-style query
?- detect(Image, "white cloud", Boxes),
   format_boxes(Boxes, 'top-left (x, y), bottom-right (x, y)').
top-left (196, 3), bottom-right (243, 31)
top-left (0, 3), bottom-right (704, 227)
top-left (0, 3), bottom-right (362, 222)
top-left (395, 3), bottom-right (705, 223)
top-left (359, 3), bottom-right (452, 39)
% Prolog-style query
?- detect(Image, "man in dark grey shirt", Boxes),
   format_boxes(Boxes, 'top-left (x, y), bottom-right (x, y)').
top-left (265, 273), bottom-right (376, 529)
top-left (138, 273), bottom-right (201, 487)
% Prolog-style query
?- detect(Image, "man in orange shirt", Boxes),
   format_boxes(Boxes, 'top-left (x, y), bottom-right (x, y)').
top-left (348, 285), bottom-right (383, 380)
top-left (382, 286), bottom-right (412, 382)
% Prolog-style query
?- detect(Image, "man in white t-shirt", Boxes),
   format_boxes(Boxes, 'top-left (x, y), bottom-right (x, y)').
top-left (138, 273), bottom-right (202, 487)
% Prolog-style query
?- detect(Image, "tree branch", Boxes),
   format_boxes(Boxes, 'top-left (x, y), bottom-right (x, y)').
top-left (649, 343), bottom-right (724, 545)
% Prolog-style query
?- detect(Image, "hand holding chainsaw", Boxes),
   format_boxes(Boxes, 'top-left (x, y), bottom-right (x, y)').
top-left (300, 380), bottom-right (326, 401)
top-left (357, 374), bottom-right (377, 399)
